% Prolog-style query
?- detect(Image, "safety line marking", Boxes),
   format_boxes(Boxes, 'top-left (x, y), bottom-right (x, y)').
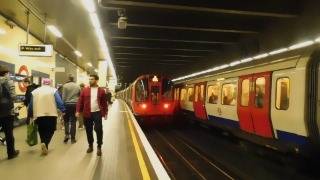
top-left (124, 106), bottom-right (151, 180)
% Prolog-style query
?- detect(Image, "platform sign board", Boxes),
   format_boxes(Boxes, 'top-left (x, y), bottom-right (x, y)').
top-left (54, 67), bottom-right (65, 72)
top-left (19, 44), bottom-right (53, 57)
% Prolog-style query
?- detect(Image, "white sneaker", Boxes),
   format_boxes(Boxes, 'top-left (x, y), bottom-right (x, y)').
top-left (41, 143), bottom-right (48, 155)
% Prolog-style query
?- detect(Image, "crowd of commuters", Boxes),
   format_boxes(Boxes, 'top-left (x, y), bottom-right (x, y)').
top-left (0, 65), bottom-right (110, 159)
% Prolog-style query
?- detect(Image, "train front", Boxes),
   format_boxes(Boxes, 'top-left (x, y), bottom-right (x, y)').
top-left (132, 75), bottom-right (174, 123)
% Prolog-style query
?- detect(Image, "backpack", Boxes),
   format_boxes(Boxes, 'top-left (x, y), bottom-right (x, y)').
top-left (0, 81), bottom-right (13, 115)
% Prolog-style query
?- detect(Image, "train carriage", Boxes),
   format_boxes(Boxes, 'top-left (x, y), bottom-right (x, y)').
top-left (174, 45), bottom-right (320, 155)
top-left (117, 75), bottom-right (175, 123)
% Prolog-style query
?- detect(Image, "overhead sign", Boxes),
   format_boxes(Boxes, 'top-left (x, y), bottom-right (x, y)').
top-left (54, 67), bottom-right (65, 72)
top-left (19, 44), bottom-right (53, 57)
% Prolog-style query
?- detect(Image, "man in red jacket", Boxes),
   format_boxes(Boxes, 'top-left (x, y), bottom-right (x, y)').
top-left (76, 74), bottom-right (107, 156)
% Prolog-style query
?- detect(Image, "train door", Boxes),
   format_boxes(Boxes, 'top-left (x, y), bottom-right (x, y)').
top-left (238, 75), bottom-right (254, 133)
top-left (194, 82), bottom-right (208, 120)
top-left (251, 72), bottom-right (273, 137)
top-left (238, 72), bottom-right (273, 138)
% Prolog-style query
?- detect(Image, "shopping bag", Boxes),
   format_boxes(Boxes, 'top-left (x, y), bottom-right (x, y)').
top-left (26, 122), bottom-right (38, 146)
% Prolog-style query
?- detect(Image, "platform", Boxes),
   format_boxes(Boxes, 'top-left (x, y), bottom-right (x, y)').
top-left (0, 100), bottom-right (169, 180)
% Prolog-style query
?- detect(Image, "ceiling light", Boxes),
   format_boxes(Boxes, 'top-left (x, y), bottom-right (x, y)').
top-left (90, 13), bottom-right (100, 28)
top-left (218, 64), bottom-right (230, 69)
top-left (87, 62), bottom-right (92, 67)
top-left (47, 25), bottom-right (62, 38)
top-left (217, 78), bottom-right (225, 81)
top-left (240, 57), bottom-right (253, 63)
top-left (253, 53), bottom-right (269, 60)
top-left (269, 48), bottom-right (288, 55)
top-left (289, 41), bottom-right (314, 50)
top-left (81, 0), bottom-right (96, 13)
top-left (315, 37), bottom-right (320, 42)
top-left (229, 60), bottom-right (241, 66)
top-left (0, 28), bottom-right (6, 35)
top-left (74, 50), bottom-right (82, 57)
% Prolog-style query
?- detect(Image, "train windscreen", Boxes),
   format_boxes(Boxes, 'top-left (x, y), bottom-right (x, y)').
top-left (136, 78), bottom-right (149, 102)
top-left (162, 78), bottom-right (173, 100)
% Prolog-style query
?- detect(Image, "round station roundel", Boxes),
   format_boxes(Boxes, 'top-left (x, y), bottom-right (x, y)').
top-left (18, 65), bottom-right (29, 92)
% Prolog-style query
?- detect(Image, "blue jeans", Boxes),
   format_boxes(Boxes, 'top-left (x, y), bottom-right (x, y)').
top-left (84, 112), bottom-right (103, 148)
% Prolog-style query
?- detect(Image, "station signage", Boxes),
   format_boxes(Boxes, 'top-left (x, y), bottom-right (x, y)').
top-left (19, 44), bottom-right (53, 57)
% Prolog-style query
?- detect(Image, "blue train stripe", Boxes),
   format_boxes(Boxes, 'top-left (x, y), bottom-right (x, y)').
top-left (208, 115), bottom-right (240, 128)
top-left (276, 130), bottom-right (308, 145)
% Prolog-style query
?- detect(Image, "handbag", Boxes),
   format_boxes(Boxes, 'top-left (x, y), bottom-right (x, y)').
top-left (26, 121), bottom-right (38, 146)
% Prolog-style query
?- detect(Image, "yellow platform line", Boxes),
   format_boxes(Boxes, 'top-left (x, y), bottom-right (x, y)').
top-left (125, 110), bottom-right (151, 180)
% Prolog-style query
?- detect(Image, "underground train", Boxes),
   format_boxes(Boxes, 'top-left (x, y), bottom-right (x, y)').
top-left (172, 44), bottom-right (320, 155)
top-left (117, 75), bottom-right (175, 121)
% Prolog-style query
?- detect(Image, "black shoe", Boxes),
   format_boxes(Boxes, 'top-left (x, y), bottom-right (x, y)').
top-left (97, 148), bottom-right (102, 156)
top-left (8, 150), bottom-right (20, 160)
top-left (63, 136), bottom-right (69, 143)
top-left (71, 139), bottom-right (77, 144)
top-left (86, 146), bottom-right (93, 153)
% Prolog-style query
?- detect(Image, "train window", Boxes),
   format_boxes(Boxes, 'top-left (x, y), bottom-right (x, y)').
top-left (187, 87), bottom-right (194, 102)
top-left (255, 77), bottom-right (265, 108)
top-left (241, 79), bottom-right (250, 106)
top-left (200, 85), bottom-right (204, 101)
top-left (195, 86), bottom-right (199, 102)
top-left (175, 88), bottom-right (180, 100)
top-left (207, 85), bottom-right (219, 104)
top-left (135, 78), bottom-right (149, 102)
top-left (180, 89), bottom-right (187, 101)
top-left (222, 83), bottom-right (237, 106)
top-left (162, 78), bottom-right (173, 100)
top-left (276, 78), bottom-right (290, 110)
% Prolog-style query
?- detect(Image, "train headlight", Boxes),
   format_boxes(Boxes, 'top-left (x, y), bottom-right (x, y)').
top-left (141, 103), bottom-right (147, 109)
top-left (164, 103), bottom-right (169, 109)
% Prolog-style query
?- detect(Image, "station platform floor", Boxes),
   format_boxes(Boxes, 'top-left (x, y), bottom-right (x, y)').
top-left (0, 100), bottom-right (168, 180)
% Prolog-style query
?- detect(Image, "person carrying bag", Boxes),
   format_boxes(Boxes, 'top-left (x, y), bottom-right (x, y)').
top-left (26, 120), bottom-right (38, 146)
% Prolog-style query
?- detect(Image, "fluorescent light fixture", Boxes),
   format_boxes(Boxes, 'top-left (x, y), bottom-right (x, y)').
top-left (217, 78), bottom-right (225, 81)
top-left (87, 62), bottom-right (92, 67)
top-left (90, 13), bottom-right (100, 28)
top-left (81, 0), bottom-right (96, 13)
top-left (240, 57), bottom-right (253, 63)
top-left (269, 48), bottom-right (288, 55)
top-left (218, 64), bottom-right (230, 69)
top-left (74, 50), bottom-right (82, 57)
top-left (289, 41), bottom-right (314, 50)
top-left (47, 25), bottom-right (62, 38)
top-left (253, 53), bottom-right (269, 60)
top-left (229, 60), bottom-right (241, 66)
top-left (0, 28), bottom-right (6, 35)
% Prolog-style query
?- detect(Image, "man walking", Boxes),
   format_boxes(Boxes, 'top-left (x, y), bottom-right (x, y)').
top-left (62, 75), bottom-right (80, 143)
top-left (29, 78), bottom-right (65, 155)
top-left (0, 65), bottom-right (19, 159)
top-left (76, 74), bottom-right (107, 156)
top-left (23, 77), bottom-right (39, 124)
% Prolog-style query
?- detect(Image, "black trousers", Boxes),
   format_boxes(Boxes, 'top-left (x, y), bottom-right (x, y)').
top-left (63, 104), bottom-right (77, 139)
top-left (36, 116), bottom-right (57, 148)
top-left (0, 115), bottom-right (16, 157)
top-left (84, 112), bottom-right (103, 148)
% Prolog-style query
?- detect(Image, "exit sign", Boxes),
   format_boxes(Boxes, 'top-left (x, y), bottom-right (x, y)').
top-left (19, 44), bottom-right (53, 57)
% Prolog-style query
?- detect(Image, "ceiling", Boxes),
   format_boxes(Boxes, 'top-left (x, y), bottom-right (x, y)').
top-left (99, 0), bottom-right (303, 84)
top-left (0, 0), bottom-right (104, 74)
top-left (0, 0), bottom-right (305, 85)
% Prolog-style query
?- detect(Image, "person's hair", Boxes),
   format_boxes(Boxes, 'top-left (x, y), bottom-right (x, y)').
top-left (23, 78), bottom-right (31, 83)
top-left (90, 74), bottom-right (99, 80)
top-left (0, 65), bottom-right (9, 76)
top-left (68, 75), bottom-right (74, 82)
